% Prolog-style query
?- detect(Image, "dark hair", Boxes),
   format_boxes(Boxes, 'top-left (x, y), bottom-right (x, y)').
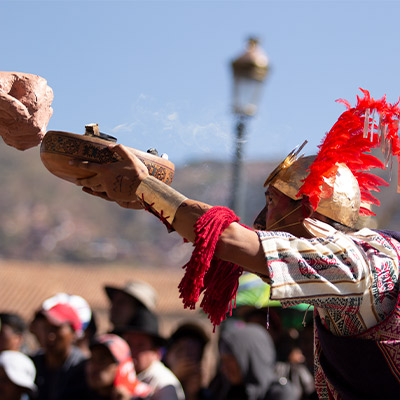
top-left (0, 313), bottom-right (27, 334)
top-left (168, 323), bottom-right (209, 351)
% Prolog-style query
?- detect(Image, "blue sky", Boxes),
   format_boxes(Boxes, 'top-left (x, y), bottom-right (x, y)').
top-left (2, 1), bottom-right (400, 166)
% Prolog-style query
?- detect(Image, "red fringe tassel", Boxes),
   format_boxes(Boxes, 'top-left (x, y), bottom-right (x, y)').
top-left (178, 206), bottom-right (244, 329)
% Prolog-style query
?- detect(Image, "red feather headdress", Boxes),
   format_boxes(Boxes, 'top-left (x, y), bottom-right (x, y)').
top-left (297, 89), bottom-right (400, 217)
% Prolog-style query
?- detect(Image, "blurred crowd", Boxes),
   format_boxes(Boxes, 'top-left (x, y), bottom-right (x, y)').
top-left (0, 275), bottom-right (318, 400)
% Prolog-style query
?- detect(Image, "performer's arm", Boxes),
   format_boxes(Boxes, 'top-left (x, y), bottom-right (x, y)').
top-left (71, 143), bottom-right (374, 303)
top-left (175, 200), bottom-right (267, 270)
top-left (71, 144), bottom-right (267, 275)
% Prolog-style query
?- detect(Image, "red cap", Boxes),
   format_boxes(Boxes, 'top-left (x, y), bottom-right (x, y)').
top-left (42, 303), bottom-right (82, 333)
top-left (90, 334), bottom-right (153, 397)
top-left (90, 334), bottom-right (131, 364)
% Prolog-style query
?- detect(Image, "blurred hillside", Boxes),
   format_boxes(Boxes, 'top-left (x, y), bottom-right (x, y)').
top-left (0, 141), bottom-right (275, 267)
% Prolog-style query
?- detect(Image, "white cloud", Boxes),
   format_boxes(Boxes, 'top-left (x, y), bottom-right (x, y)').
top-left (167, 112), bottom-right (178, 121)
top-left (111, 123), bottom-right (134, 133)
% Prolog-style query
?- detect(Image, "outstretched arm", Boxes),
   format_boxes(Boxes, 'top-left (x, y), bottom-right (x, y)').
top-left (70, 144), bottom-right (267, 274)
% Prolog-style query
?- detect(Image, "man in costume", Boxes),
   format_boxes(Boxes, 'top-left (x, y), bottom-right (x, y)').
top-left (1, 75), bottom-right (399, 398)
top-left (69, 89), bottom-right (400, 399)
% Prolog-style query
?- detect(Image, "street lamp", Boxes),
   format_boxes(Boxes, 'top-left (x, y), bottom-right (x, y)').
top-left (230, 37), bottom-right (269, 217)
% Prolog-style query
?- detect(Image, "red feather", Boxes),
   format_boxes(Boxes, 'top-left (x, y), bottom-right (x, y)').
top-left (298, 89), bottom-right (400, 218)
top-left (360, 191), bottom-right (381, 206)
top-left (359, 206), bottom-right (376, 216)
top-left (354, 172), bottom-right (389, 192)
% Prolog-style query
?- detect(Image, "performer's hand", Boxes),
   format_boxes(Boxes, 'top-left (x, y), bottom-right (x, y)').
top-left (71, 144), bottom-right (149, 203)
top-left (0, 72), bottom-right (53, 150)
top-left (82, 187), bottom-right (145, 209)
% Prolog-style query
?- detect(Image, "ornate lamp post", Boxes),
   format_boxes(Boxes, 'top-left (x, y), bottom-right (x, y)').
top-left (230, 37), bottom-right (269, 217)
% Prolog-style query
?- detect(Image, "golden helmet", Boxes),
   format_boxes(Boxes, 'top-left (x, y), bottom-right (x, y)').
top-left (265, 155), bottom-right (361, 228)
top-left (262, 89), bottom-right (400, 229)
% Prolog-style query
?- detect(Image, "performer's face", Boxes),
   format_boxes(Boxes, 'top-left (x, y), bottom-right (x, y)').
top-left (253, 186), bottom-right (302, 233)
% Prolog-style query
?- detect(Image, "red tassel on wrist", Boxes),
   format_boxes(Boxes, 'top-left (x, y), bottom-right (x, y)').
top-left (178, 206), bottom-right (244, 329)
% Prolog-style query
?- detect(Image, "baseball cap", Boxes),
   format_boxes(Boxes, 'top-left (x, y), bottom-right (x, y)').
top-left (90, 334), bottom-right (131, 364)
top-left (89, 334), bottom-right (153, 396)
top-left (104, 280), bottom-right (157, 312)
top-left (41, 303), bottom-right (82, 333)
top-left (42, 293), bottom-right (92, 332)
top-left (0, 351), bottom-right (37, 392)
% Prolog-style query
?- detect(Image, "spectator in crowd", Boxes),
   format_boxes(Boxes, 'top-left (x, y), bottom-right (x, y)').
top-left (104, 281), bottom-right (157, 331)
top-left (119, 307), bottom-right (185, 400)
top-left (164, 322), bottom-right (212, 400)
top-left (81, 333), bottom-right (153, 400)
top-left (0, 350), bottom-right (37, 400)
top-left (0, 313), bottom-right (27, 352)
top-left (214, 321), bottom-right (297, 400)
top-left (242, 308), bottom-right (316, 400)
top-left (30, 301), bottom-right (87, 400)
top-left (29, 311), bottom-right (48, 351)
top-left (40, 293), bottom-right (96, 358)
top-left (224, 273), bottom-right (316, 400)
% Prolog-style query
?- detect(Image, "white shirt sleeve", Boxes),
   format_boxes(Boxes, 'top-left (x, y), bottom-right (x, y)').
top-left (257, 219), bottom-right (372, 310)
